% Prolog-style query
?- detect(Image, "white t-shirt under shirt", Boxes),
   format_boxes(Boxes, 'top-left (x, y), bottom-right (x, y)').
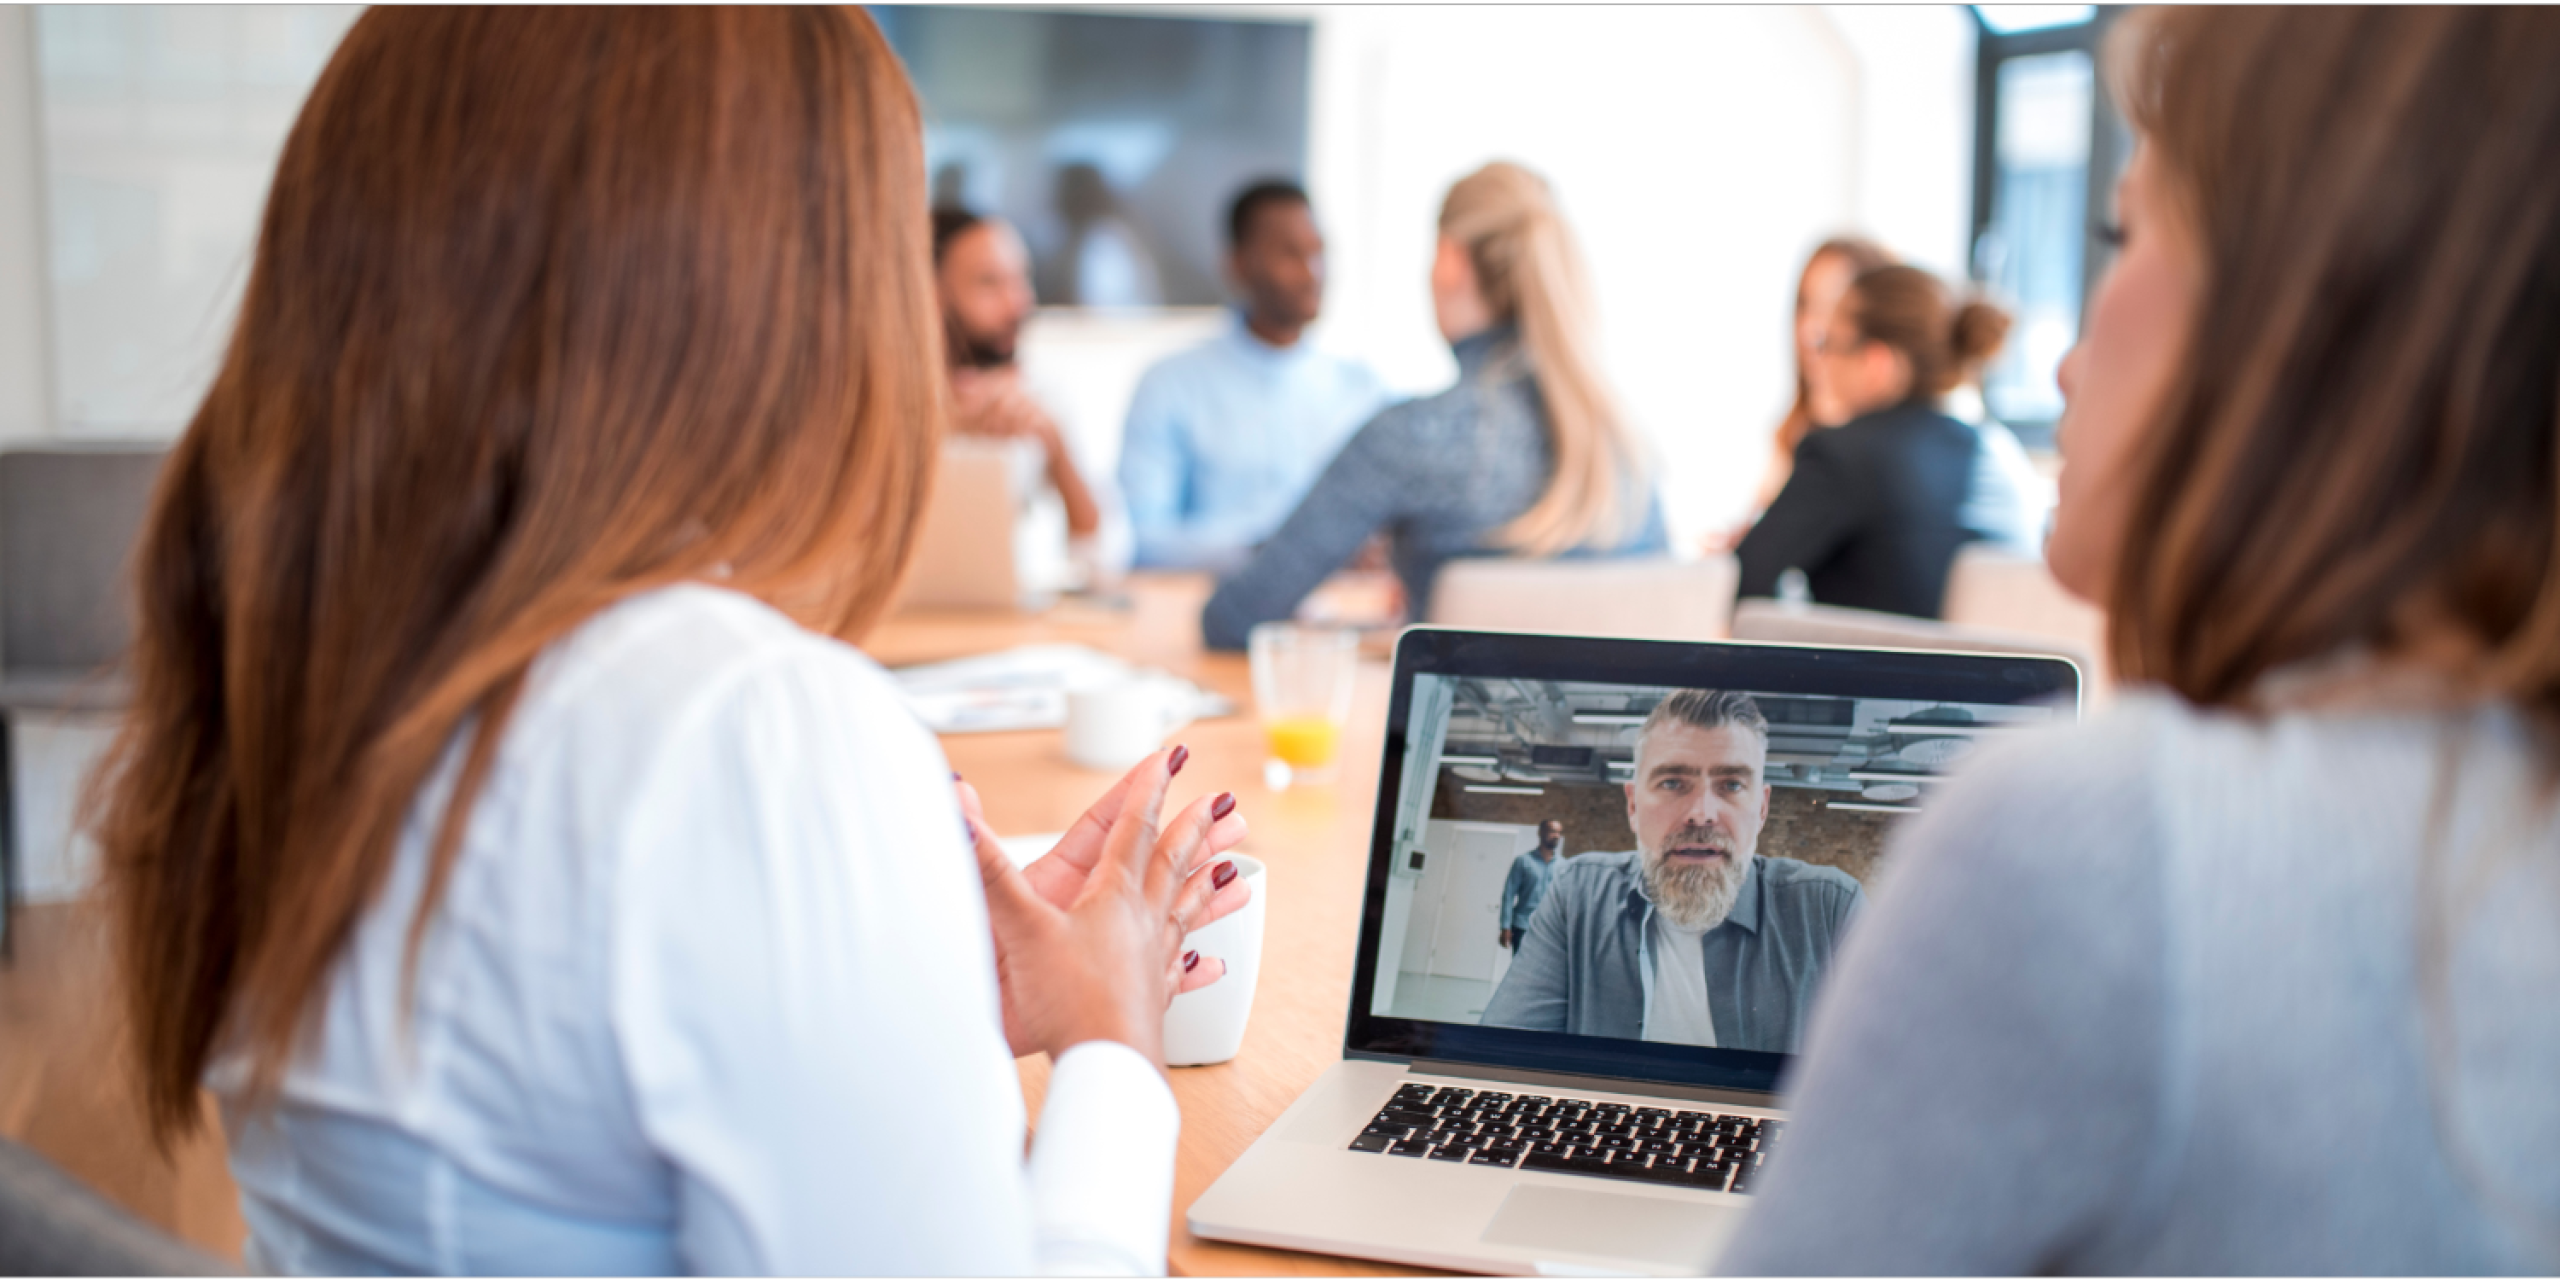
top-left (1643, 911), bottom-right (1719, 1048)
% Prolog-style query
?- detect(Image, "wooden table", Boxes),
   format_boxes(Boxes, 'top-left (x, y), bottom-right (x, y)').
top-left (868, 574), bottom-right (1436, 1277)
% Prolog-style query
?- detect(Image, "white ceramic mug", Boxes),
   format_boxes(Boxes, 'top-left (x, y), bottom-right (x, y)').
top-left (1063, 677), bottom-right (1190, 772)
top-left (1163, 852), bottom-right (1267, 1067)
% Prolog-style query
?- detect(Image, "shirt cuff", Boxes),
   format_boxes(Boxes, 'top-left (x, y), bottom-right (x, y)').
top-left (1025, 1040), bottom-right (1181, 1275)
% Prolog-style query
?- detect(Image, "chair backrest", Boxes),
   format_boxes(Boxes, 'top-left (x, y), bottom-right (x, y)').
top-left (1939, 543), bottom-right (2110, 690)
top-left (0, 1137), bottom-right (233, 1275)
top-left (1941, 543), bottom-right (2105, 650)
top-left (1730, 598), bottom-right (2103, 700)
top-left (0, 447), bottom-right (168, 674)
top-left (1427, 555), bottom-right (1740, 642)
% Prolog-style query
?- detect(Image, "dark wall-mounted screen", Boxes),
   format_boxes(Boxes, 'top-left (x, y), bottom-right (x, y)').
top-left (873, 6), bottom-right (1313, 308)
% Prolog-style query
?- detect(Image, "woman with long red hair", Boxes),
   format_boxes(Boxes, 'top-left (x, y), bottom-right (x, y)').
top-left (90, 8), bottom-right (1245, 1272)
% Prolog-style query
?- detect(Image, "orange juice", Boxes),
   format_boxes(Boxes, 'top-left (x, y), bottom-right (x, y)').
top-left (1264, 715), bottom-right (1341, 767)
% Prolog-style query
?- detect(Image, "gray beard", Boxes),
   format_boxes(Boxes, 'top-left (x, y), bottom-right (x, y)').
top-left (1644, 849), bottom-right (1751, 932)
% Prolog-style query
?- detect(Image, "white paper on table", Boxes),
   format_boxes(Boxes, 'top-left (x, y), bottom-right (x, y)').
top-left (893, 643), bottom-right (1234, 734)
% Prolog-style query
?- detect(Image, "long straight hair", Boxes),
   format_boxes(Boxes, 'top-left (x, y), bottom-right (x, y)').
top-left (89, 6), bottom-right (943, 1144)
top-left (2109, 9), bottom-right (2560, 1253)
top-left (2104, 7), bottom-right (2560, 723)
top-left (1438, 163), bottom-right (1652, 556)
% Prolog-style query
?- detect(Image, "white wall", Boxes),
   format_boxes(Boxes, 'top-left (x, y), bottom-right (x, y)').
top-left (0, 5), bottom-right (50, 444)
top-left (1303, 7), bottom-right (1975, 550)
top-left (33, 4), bottom-right (362, 436)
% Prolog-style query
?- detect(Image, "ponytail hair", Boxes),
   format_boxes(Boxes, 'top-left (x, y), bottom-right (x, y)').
top-left (1437, 162), bottom-right (1652, 555)
top-left (1842, 264), bottom-right (2012, 403)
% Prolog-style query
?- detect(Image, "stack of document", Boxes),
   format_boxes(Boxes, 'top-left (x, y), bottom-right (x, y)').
top-left (892, 643), bottom-right (1233, 734)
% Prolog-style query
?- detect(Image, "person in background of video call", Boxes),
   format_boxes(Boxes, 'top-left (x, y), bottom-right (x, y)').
top-left (931, 208), bottom-right (1125, 581)
top-left (1480, 690), bottom-right (1863, 1053)
top-left (1118, 180), bottom-right (1392, 573)
top-left (1498, 819), bottom-right (1567, 951)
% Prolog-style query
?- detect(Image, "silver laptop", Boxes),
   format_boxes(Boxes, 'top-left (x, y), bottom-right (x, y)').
top-left (892, 436), bottom-right (1045, 612)
top-left (1190, 626), bottom-right (2081, 1274)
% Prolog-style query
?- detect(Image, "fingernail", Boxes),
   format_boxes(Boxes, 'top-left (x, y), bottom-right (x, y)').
top-left (1183, 949), bottom-right (1201, 972)
top-left (1210, 791), bottom-right (1237, 821)
top-left (951, 771), bottom-right (963, 781)
top-left (1168, 744), bottom-right (1190, 776)
top-left (1212, 860), bottom-right (1238, 890)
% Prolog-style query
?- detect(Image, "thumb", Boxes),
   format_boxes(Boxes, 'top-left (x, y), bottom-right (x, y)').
top-left (967, 804), bottom-right (1048, 930)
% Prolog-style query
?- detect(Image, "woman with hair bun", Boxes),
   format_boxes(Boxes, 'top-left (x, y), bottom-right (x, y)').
top-left (1735, 264), bottom-right (2017, 618)
top-left (1200, 161), bottom-right (1667, 648)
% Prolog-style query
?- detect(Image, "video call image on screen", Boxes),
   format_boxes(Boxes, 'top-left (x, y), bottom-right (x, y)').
top-left (1369, 676), bottom-right (2057, 1055)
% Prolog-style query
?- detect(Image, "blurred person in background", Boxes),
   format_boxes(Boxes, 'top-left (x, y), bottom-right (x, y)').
top-left (93, 10), bottom-right (1249, 1272)
top-left (1118, 180), bottom-right (1391, 573)
top-left (1725, 7), bottom-right (2560, 1272)
top-left (1718, 238), bottom-right (2049, 559)
top-left (1715, 235), bottom-right (1896, 548)
top-left (933, 207), bottom-right (1128, 583)
top-left (1200, 161), bottom-right (1667, 649)
top-left (1735, 265), bottom-right (2015, 618)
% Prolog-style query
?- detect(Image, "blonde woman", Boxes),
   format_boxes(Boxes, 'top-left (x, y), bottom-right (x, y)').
top-left (1200, 162), bottom-right (1664, 649)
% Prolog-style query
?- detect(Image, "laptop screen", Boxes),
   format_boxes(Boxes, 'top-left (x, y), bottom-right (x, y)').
top-left (1345, 628), bottom-right (2080, 1096)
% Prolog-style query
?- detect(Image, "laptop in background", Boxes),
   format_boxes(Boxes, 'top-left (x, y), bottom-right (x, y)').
top-left (1190, 626), bottom-right (2081, 1275)
top-left (893, 436), bottom-right (1045, 612)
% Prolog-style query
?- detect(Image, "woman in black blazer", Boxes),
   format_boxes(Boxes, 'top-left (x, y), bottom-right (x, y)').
top-left (1736, 266), bottom-right (2013, 619)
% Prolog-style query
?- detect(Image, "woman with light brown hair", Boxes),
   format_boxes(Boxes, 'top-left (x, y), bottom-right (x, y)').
top-left (88, 8), bottom-right (1247, 1272)
top-left (1725, 7), bottom-right (2560, 1272)
top-left (1200, 161), bottom-right (1666, 648)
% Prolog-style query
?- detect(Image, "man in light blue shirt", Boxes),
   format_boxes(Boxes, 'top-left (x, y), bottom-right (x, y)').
top-left (1119, 181), bottom-right (1391, 571)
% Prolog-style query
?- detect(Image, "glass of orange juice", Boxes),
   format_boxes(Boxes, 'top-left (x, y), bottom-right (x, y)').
top-left (1247, 622), bottom-right (1358, 790)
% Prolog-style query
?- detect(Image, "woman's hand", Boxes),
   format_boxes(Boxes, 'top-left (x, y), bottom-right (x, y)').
top-left (963, 747), bottom-right (1252, 1063)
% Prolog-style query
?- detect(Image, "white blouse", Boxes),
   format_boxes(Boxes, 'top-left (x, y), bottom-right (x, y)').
top-left (211, 584), bottom-right (1178, 1274)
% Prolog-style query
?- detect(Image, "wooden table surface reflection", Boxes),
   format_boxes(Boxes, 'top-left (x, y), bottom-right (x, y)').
top-left (867, 574), bottom-right (1435, 1277)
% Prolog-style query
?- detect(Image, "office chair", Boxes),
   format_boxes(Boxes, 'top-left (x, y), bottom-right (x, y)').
top-left (1428, 555), bottom-right (1741, 642)
top-left (0, 446), bottom-right (164, 961)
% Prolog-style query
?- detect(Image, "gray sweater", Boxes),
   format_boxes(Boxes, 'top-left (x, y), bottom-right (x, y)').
top-left (1199, 325), bottom-right (1667, 650)
top-left (1722, 691), bottom-right (2560, 1274)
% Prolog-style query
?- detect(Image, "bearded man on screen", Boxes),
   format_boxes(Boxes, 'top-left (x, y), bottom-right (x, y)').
top-left (1479, 689), bottom-right (1864, 1054)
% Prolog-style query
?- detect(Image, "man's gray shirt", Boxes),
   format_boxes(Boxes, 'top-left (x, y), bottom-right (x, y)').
top-left (1499, 849), bottom-right (1558, 933)
top-left (1480, 851), bottom-right (1864, 1053)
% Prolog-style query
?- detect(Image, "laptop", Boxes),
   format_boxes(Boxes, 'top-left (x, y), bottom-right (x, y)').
top-left (892, 436), bottom-right (1049, 612)
top-left (1189, 626), bottom-right (2081, 1275)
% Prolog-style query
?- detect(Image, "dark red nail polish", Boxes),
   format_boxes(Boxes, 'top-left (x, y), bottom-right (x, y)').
top-left (1168, 744), bottom-right (1190, 776)
top-left (1183, 949), bottom-right (1201, 972)
top-left (1210, 791), bottom-right (1237, 821)
top-left (1212, 860), bottom-right (1238, 890)
top-left (951, 771), bottom-right (963, 781)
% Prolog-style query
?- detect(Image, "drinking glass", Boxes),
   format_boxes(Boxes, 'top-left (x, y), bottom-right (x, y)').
top-left (1247, 622), bottom-right (1358, 790)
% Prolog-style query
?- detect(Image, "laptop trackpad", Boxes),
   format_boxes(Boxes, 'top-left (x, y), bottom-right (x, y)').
top-left (1481, 1185), bottom-right (1737, 1271)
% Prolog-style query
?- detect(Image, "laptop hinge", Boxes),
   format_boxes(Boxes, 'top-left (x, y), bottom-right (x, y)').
top-left (1371, 1054), bottom-right (1784, 1112)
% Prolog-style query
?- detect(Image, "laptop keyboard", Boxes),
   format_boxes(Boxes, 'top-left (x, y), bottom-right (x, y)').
top-left (1348, 1083), bottom-right (1778, 1194)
